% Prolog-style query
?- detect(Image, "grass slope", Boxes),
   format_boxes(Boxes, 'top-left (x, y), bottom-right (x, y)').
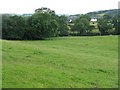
top-left (2, 36), bottom-right (118, 88)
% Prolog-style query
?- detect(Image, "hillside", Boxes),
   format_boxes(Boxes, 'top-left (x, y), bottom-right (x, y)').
top-left (87, 9), bottom-right (118, 18)
top-left (66, 9), bottom-right (119, 23)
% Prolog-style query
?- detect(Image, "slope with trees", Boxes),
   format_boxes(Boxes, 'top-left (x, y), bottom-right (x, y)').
top-left (2, 8), bottom-right (120, 40)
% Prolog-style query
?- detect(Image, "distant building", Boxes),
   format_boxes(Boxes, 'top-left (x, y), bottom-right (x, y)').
top-left (90, 18), bottom-right (97, 24)
top-left (67, 15), bottom-right (79, 23)
top-left (91, 18), bottom-right (97, 22)
top-left (68, 19), bottom-right (72, 23)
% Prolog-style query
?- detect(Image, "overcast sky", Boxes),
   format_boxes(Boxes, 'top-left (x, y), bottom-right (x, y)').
top-left (0, 0), bottom-right (119, 15)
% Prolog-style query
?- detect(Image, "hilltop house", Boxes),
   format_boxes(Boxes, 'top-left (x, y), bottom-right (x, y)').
top-left (90, 18), bottom-right (97, 24)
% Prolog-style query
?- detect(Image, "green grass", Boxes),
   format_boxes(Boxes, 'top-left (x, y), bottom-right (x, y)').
top-left (2, 36), bottom-right (118, 88)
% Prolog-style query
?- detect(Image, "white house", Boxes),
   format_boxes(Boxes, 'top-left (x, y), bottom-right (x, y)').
top-left (91, 18), bottom-right (97, 22)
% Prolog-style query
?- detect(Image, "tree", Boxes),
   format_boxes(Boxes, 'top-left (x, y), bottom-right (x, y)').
top-left (112, 16), bottom-right (120, 35)
top-left (2, 8), bottom-right (62, 40)
top-left (98, 18), bottom-right (108, 35)
top-left (88, 25), bottom-right (95, 34)
top-left (98, 15), bottom-right (114, 35)
top-left (35, 7), bottom-right (55, 15)
top-left (28, 13), bottom-right (59, 39)
top-left (79, 14), bottom-right (91, 21)
top-left (72, 16), bottom-right (90, 35)
top-left (2, 14), bottom-right (26, 40)
top-left (103, 14), bottom-right (112, 21)
top-left (2, 14), bottom-right (10, 39)
top-left (57, 15), bottom-right (69, 36)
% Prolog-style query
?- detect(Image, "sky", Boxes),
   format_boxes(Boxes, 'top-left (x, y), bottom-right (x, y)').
top-left (0, 0), bottom-right (119, 15)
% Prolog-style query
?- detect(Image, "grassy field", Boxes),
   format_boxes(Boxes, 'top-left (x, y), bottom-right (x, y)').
top-left (2, 36), bottom-right (118, 88)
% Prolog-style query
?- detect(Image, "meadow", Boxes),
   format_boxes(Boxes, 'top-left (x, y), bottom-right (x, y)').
top-left (2, 36), bottom-right (118, 88)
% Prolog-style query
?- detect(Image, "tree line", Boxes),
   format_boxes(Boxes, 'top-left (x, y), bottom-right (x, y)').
top-left (2, 7), bottom-right (120, 40)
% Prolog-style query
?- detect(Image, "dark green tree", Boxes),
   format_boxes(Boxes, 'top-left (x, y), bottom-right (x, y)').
top-left (112, 16), bottom-right (120, 35)
top-left (98, 16), bottom-right (114, 35)
top-left (35, 7), bottom-right (55, 15)
top-left (72, 16), bottom-right (90, 35)
top-left (28, 13), bottom-right (59, 39)
top-left (2, 15), bottom-right (26, 39)
top-left (57, 15), bottom-right (69, 36)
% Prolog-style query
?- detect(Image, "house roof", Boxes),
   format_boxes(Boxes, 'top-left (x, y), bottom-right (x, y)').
top-left (91, 18), bottom-right (97, 22)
